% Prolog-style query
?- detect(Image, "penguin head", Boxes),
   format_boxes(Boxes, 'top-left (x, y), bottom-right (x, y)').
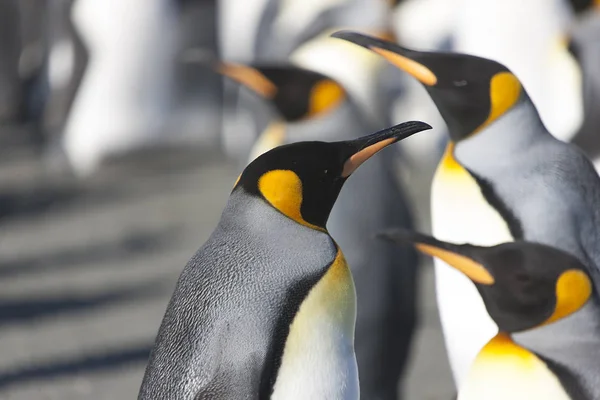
top-left (331, 31), bottom-right (524, 142)
top-left (234, 121), bottom-right (431, 231)
top-left (379, 229), bottom-right (593, 333)
top-left (217, 63), bottom-right (347, 122)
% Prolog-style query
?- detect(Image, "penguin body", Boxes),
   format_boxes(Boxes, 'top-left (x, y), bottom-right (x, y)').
top-left (138, 120), bottom-right (431, 399)
top-left (382, 230), bottom-right (595, 400)
top-left (217, 63), bottom-right (420, 400)
top-left (333, 31), bottom-right (600, 393)
top-left (139, 193), bottom-right (350, 399)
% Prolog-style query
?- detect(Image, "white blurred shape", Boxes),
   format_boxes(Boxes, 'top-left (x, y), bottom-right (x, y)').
top-left (218, 0), bottom-right (271, 62)
top-left (63, 0), bottom-right (177, 176)
top-left (49, 39), bottom-right (74, 89)
top-left (453, 0), bottom-right (583, 142)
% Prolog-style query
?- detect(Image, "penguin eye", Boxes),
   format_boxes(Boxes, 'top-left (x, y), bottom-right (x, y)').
top-left (453, 80), bottom-right (468, 87)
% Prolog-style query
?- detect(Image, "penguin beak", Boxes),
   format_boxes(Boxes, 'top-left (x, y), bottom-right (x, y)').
top-left (378, 229), bottom-right (495, 285)
top-left (341, 121), bottom-right (431, 177)
top-left (215, 62), bottom-right (278, 98)
top-left (331, 30), bottom-right (438, 86)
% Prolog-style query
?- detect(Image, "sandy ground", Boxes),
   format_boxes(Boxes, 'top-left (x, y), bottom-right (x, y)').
top-left (0, 143), bottom-right (454, 399)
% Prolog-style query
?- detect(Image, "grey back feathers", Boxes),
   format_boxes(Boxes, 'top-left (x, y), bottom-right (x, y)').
top-left (138, 191), bottom-right (337, 399)
top-left (455, 97), bottom-right (600, 283)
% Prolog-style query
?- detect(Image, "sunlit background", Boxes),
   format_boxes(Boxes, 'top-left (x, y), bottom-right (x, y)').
top-left (0, 0), bottom-right (598, 398)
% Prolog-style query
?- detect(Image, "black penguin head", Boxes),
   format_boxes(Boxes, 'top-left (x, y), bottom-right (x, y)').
top-left (331, 31), bottom-right (525, 142)
top-left (379, 229), bottom-right (593, 333)
top-left (216, 63), bottom-right (347, 122)
top-left (234, 121), bottom-right (431, 230)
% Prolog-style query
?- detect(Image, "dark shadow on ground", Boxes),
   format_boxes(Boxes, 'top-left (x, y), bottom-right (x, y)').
top-left (0, 342), bottom-right (153, 390)
top-left (0, 277), bottom-right (173, 325)
top-left (0, 227), bottom-right (182, 278)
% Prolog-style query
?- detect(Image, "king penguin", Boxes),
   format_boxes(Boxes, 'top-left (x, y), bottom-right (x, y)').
top-left (332, 31), bottom-right (600, 392)
top-left (137, 120), bottom-right (432, 399)
top-left (380, 229), bottom-right (596, 400)
top-left (216, 62), bottom-right (421, 400)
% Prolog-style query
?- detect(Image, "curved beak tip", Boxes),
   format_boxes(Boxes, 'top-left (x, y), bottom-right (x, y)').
top-left (330, 30), bottom-right (374, 47)
top-left (387, 120), bottom-right (433, 143)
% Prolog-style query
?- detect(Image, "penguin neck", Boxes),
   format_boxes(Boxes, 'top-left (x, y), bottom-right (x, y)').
top-left (453, 97), bottom-right (548, 177)
top-left (476, 331), bottom-right (527, 359)
top-left (459, 331), bottom-right (572, 400)
top-left (513, 299), bottom-right (600, 398)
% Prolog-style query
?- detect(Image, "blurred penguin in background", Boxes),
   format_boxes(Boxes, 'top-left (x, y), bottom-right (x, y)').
top-left (253, 0), bottom-right (392, 61)
top-left (219, 0), bottom-right (425, 184)
top-left (568, 1), bottom-right (600, 169)
top-left (452, 0), bottom-right (583, 143)
top-left (218, 63), bottom-right (420, 400)
top-left (40, 0), bottom-right (88, 155)
top-left (172, 0), bottom-right (224, 150)
top-left (62, 0), bottom-right (178, 176)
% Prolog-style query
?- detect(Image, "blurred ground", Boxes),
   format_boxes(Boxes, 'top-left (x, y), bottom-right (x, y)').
top-left (0, 138), bottom-right (454, 399)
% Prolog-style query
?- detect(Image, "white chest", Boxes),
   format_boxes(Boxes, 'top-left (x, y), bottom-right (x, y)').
top-left (271, 251), bottom-right (359, 400)
top-left (431, 147), bottom-right (513, 386)
top-left (459, 335), bottom-right (571, 400)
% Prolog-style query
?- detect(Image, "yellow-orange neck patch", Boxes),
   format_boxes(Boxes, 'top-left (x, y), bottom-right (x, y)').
top-left (439, 142), bottom-right (463, 173)
top-left (475, 332), bottom-right (540, 368)
top-left (543, 269), bottom-right (592, 326)
top-left (308, 80), bottom-right (345, 117)
top-left (258, 169), bottom-right (325, 232)
top-left (478, 72), bottom-right (521, 131)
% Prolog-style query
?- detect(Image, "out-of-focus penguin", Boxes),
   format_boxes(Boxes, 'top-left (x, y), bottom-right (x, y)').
top-left (253, 0), bottom-right (392, 61)
top-left (217, 62), bottom-right (421, 400)
top-left (382, 229), bottom-right (598, 400)
top-left (41, 0), bottom-right (89, 149)
top-left (451, 0), bottom-right (583, 143)
top-left (137, 120), bottom-right (431, 399)
top-left (568, 3), bottom-right (600, 169)
top-left (333, 31), bottom-right (600, 392)
top-left (62, 0), bottom-right (178, 176)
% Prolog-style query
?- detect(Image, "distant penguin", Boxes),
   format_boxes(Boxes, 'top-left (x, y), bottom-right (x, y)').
top-left (171, 0), bottom-right (223, 149)
top-left (333, 31), bottom-right (600, 393)
top-left (290, 29), bottom-right (398, 133)
top-left (218, 0), bottom-right (272, 63)
top-left (63, 0), bottom-right (178, 176)
top-left (253, 0), bottom-right (392, 62)
top-left (381, 229), bottom-right (596, 400)
top-left (217, 62), bottom-right (421, 400)
top-left (451, 0), bottom-right (583, 143)
top-left (41, 0), bottom-right (89, 148)
top-left (137, 120), bottom-right (431, 399)
top-left (568, 4), bottom-right (600, 169)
